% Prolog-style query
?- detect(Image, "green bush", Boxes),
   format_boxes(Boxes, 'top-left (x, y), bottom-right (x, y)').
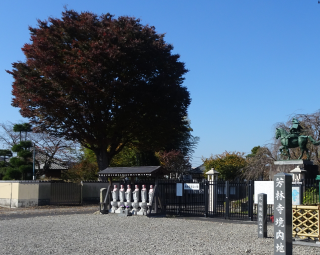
top-left (3, 168), bottom-right (22, 180)
top-left (303, 187), bottom-right (318, 205)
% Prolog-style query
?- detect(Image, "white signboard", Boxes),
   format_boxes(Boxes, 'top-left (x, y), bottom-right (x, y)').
top-left (255, 181), bottom-right (301, 205)
top-left (254, 181), bottom-right (274, 204)
top-left (176, 183), bottom-right (183, 196)
top-left (184, 183), bottom-right (199, 190)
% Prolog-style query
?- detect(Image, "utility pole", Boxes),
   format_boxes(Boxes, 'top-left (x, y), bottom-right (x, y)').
top-left (33, 143), bottom-right (35, 180)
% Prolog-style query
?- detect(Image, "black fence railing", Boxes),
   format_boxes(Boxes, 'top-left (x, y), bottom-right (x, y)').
top-left (302, 179), bottom-right (319, 204)
top-left (105, 178), bottom-right (320, 222)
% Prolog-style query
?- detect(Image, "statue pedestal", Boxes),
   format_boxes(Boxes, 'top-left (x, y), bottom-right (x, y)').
top-left (273, 160), bottom-right (318, 179)
top-left (137, 202), bottom-right (147, 216)
top-left (110, 201), bottom-right (118, 213)
top-left (131, 202), bottom-right (139, 215)
top-left (115, 202), bottom-right (124, 213)
top-left (118, 208), bottom-right (131, 217)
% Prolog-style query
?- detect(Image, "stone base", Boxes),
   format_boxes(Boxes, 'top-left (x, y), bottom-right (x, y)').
top-left (272, 160), bottom-right (319, 180)
top-left (118, 209), bottom-right (131, 217)
top-left (110, 201), bottom-right (118, 213)
top-left (131, 202), bottom-right (139, 215)
top-left (138, 202), bottom-right (147, 216)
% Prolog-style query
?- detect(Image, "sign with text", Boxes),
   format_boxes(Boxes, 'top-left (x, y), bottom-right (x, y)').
top-left (273, 173), bottom-right (292, 254)
top-left (176, 183), bottom-right (183, 196)
top-left (184, 183), bottom-right (199, 190)
top-left (258, 193), bottom-right (267, 238)
top-left (255, 181), bottom-right (300, 205)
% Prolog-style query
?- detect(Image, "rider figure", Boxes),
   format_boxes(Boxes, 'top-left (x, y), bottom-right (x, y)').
top-left (286, 118), bottom-right (303, 139)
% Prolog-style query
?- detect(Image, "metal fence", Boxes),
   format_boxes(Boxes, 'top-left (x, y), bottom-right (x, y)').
top-left (50, 182), bottom-right (82, 205)
top-left (106, 178), bottom-right (320, 222)
top-left (303, 179), bottom-right (319, 204)
top-left (208, 180), bottom-right (254, 220)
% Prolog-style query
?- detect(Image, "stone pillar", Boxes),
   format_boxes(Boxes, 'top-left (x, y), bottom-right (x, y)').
top-left (207, 168), bottom-right (219, 214)
top-left (274, 173), bottom-right (292, 255)
top-left (257, 193), bottom-right (267, 238)
top-left (99, 188), bottom-right (107, 214)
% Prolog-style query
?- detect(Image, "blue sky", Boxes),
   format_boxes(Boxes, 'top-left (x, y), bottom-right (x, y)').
top-left (1, 1), bottom-right (320, 167)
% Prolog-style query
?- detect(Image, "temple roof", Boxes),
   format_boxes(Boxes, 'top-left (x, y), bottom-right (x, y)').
top-left (98, 166), bottom-right (168, 177)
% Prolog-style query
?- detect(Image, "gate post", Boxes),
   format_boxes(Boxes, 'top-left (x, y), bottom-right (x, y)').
top-left (225, 181), bottom-right (229, 219)
top-left (204, 181), bottom-right (208, 217)
top-left (248, 180), bottom-right (254, 221)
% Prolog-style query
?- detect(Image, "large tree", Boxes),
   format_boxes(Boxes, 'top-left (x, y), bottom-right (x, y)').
top-left (202, 151), bottom-right (247, 181)
top-left (7, 10), bottom-right (190, 170)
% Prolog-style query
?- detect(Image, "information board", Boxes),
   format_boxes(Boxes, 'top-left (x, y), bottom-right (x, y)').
top-left (184, 183), bottom-right (199, 190)
top-left (176, 183), bottom-right (183, 196)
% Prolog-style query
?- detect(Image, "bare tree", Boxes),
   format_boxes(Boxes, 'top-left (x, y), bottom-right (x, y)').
top-left (0, 122), bottom-right (80, 176)
top-left (242, 146), bottom-right (277, 180)
top-left (0, 122), bottom-right (20, 148)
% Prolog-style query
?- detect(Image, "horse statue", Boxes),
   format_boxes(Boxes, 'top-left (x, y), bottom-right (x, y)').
top-left (275, 127), bottom-right (320, 160)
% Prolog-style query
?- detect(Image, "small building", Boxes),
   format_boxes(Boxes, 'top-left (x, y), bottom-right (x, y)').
top-left (36, 151), bottom-right (69, 179)
top-left (98, 166), bottom-right (168, 182)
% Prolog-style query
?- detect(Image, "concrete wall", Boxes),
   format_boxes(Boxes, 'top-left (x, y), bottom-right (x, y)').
top-left (82, 182), bottom-right (109, 204)
top-left (0, 181), bottom-right (47, 208)
top-left (0, 181), bottom-right (108, 207)
top-left (13, 183), bottom-right (39, 208)
top-left (0, 182), bottom-right (17, 208)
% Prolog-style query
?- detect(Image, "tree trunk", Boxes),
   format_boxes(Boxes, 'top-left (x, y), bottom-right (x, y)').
top-left (94, 149), bottom-right (110, 171)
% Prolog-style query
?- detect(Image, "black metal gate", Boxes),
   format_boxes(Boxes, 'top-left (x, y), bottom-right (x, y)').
top-left (156, 180), bottom-right (254, 220)
top-left (161, 181), bottom-right (206, 216)
top-left (50, 182), bottom-right (82, 205)
top-left (207, 180), bottom-right (254, 220)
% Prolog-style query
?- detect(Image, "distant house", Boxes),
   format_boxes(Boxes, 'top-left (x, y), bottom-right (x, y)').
top-left (35, 151), bottom-right (69, 179)
top-left (186, 164), bottom-right (206, 180)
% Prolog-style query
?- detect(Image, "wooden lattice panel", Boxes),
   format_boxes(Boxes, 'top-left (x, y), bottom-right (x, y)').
top-left (292, 205), bottom-right (320, 240)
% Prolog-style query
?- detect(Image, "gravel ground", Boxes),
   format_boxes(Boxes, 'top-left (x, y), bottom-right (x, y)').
top-left (1, 212), bottom-right (320, 255)
top-left (0, 205), bottom-right (98, 219)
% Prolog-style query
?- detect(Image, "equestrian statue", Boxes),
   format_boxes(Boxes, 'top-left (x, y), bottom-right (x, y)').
top-left (275, 118), bottom-right (320, 160)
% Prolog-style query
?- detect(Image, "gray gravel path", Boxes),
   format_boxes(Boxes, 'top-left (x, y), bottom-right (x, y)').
top-left (1, 213), bottom-right (320, 255)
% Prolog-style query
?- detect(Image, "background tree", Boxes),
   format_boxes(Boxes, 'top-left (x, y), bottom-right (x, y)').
top-left (13, 123), bottom-right (32, 142)
top-left (7, 10), bottom-right (191, 171)
top-left (0, 122), bottom-right (79, 178)
top-left (156, 150), bottom-right (191, 178)
top-left (242, 146), bottom-right (276, 180)
top-left (202, 151), bottom-right (247, 180)
top-left (10, 140), bottom-right (33, 180)
top-left (61, 158), bottom-right (98, 182)
top-left (246, 146), bottom-right (260, 158)
top-left (0, 149), bottom-right (13, 179)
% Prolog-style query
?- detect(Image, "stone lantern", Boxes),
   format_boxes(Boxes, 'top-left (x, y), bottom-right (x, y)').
top-left (206, 168), bottom-right (219, 181)
top-left (290, 166), bottom-right (306, 183)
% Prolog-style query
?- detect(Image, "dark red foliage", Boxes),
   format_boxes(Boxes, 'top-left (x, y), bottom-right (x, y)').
top-left (7, 10), bottom-right (190, 170)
